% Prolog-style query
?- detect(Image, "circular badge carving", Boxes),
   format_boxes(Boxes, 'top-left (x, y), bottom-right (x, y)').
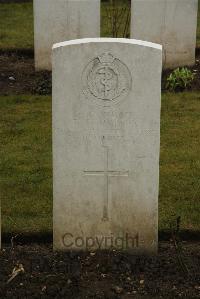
top-left (82, 53), bottom-right (132, 106)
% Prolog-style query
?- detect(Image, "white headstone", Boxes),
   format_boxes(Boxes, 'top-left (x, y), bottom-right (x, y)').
top-left (131, 0), bottom-right (198, 69)
top-left (53, 38), bottom-right (162, 254)
top-left (34, 0), bottom-right (100, 70)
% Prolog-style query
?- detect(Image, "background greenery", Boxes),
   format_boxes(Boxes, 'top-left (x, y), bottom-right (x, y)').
top-left (0, 1), bottom-right (200, 49)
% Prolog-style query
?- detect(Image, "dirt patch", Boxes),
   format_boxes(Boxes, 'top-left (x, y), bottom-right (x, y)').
top-left (0, 51), bottom-right (51, 96)
top-left (0, 0), bottom-right (32, 3)
top-left (0, 241), bottom-right (199, 298)
top-left (1, 50), bottom-right (200, 96)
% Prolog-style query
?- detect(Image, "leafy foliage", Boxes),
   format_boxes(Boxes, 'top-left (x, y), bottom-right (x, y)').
top-left (166, 68), bottom-right (195, 92)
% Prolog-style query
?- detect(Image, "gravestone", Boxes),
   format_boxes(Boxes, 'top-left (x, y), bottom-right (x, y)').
top-left (131, 0), bottom-right (198, 69)
top-left (34, 0), bottom-right (100, 70)
top-left (53, 38), bottom-right (162, 253)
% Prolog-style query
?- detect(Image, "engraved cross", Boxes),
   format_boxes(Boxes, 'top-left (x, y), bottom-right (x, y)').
top-left (84, 143), bottom-right (129, 221)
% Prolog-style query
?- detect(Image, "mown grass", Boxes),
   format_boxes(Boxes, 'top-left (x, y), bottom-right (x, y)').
top-left (160, 92), bottom-right (200, 231)
top-left (0, 2), bottom-right (33, 49)
top-left (0, 1), bottom-right (200, 49)
top-left (0, 93), bottom-right (200, 234)
top-left (0, 95), bottom-right (52, 234)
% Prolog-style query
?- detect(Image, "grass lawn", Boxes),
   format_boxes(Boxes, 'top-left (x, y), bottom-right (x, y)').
top-left (0, 2), bottom-right (33, 50)
top-left (0, 96), bottom-right (52, 234)
top-left (0, 1), bottom-right (200, 49)
top-left (0, 93), bottom-right (200, 234)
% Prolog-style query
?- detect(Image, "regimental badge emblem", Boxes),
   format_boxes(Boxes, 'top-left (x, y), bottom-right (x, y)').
top-left (82, 53), bottom-right (132, 106)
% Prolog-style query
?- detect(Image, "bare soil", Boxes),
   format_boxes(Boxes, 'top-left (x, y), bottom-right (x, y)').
top-left (0, 0), bottom-right (32, 3)
top-left (0, 241), bottom-right (200, 299)
top-left (0, 51), bottom-right (51, 96)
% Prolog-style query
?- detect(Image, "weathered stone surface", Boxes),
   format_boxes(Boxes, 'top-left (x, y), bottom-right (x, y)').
top-left (53, 38), bottom-right (162, 253)
top-left (34, 0), bottom-right (100, 70)
top-left (131, 0), bottom-right (198, 69)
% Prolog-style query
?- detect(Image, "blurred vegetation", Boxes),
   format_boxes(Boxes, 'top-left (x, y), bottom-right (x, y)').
top-left (0, 1), bottom-right (200, 49)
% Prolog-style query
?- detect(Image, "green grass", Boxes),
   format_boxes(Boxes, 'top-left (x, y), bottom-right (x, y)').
top-left (0, 2), bottom-right (33, 49)
top-left (0, 1), bottom-right (200, 49)
top-left (0, 93), bottom-right (200, 234)
top-left (0, 95), bottom-right (52, 234)
top-left (160, 92), bottom-right (200, 230)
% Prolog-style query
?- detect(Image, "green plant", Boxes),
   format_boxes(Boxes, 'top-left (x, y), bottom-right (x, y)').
top-left (166, 67), bottom-right (195, 92)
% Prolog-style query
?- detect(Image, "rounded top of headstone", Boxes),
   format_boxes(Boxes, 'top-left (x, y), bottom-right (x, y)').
top-left (52, 38), bottom-right (162, 51)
